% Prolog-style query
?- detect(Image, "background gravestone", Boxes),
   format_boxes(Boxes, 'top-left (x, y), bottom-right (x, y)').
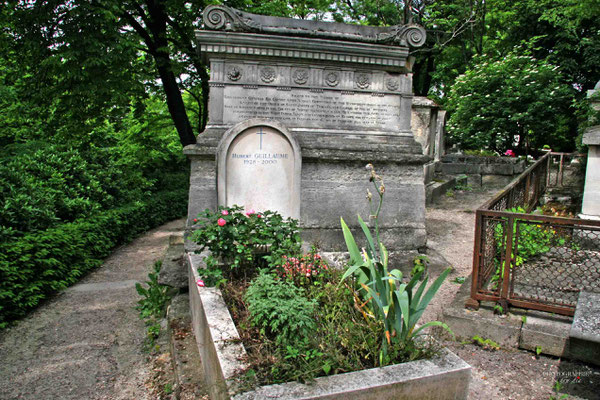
top-left (184, 6), bottom-right (430, 251)
top-left (581, 81), bottom-right (600, 219)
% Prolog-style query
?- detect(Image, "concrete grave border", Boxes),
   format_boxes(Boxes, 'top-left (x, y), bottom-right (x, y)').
top-left (216, 118), bottom-right (302, 219)
top-left (187, 253), bottom-right (471, 400)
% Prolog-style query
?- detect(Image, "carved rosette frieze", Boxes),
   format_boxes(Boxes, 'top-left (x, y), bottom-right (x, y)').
top-left (292, 68), bottom-right (309, 85)
top-left (214, 63), bottom-right (410, 94)
top-left (324, 71), bottom-right (339, 87)
top-left (355, 72), bottom-right (371, 89)
top-left (227, 65), bottom-right (242, 81)
top-left (260, 66), bottom-right (276, 83)
top-left (386, 78), bottom-right (399, 91)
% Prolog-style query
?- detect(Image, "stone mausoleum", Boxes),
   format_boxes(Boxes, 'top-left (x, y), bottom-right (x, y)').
top-left (184, 6), bottom-right (429, 252)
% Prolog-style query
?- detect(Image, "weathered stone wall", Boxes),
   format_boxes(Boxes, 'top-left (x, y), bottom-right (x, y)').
top-left (438, 154), bottom-right (526, 176)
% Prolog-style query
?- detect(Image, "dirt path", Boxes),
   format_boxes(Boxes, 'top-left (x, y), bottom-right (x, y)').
top-left (0, 219), bottom-right (185, 400)
top-left (425, 186), bottom-right (600, 400)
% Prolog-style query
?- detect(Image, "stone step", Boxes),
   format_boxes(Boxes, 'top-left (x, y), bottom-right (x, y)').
top-left (569, 291), bottom-right (600, 366)
top-left (425, 174), bottom-right (467, 205)
top-left (158, 237), bottom-right (187, 291)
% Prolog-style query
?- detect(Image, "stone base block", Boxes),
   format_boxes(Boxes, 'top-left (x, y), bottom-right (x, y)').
top-left (570, 292), bottom-right (600, 366)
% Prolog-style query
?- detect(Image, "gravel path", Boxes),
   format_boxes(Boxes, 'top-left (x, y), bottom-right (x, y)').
top-left (0, 219), bottom-right (185, 400)
top-left (425, 185), bottom-right (600, 400)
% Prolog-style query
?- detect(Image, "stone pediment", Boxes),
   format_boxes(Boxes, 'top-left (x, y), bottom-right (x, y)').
top-left (203, 5), bottom-right (426, 48)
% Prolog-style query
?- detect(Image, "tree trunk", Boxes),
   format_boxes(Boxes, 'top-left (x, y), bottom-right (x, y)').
top-left (156, 58), bottom-right (197, 146)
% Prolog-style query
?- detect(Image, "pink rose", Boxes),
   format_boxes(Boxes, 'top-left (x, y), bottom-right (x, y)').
top-left (257, 213), bottom-right (262, 218)
top-left (504, 149), bottom-right (516, 157)
top-left (217, 218), bottom-right (226, 226)
top-left (246, 209), bottom-right (255, 216)
top-left (221, 210), bottom-right (229, 216)
top-left (196, 279), bottom-right (205, 287)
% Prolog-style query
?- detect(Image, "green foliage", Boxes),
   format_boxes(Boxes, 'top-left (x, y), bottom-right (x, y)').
top-left (245, 271), bottom-right (317, 346)
top-left (225, 267), bottom-right (438, 387)
top-left (0, 143), bottom-right (146, 236)
top-left (136, 261), bottom-right (172, 320)
top-left (191, 205), bottom-right (302, 282)
top-left (0, 189), bottom-right (187, 328)
top-left (472, 335), bottom-right (501, 351)
top-left (340, 165), bottom-right (452, 357)
top-left (136, 261), bottom-right (173, 348)
top-left (464, 149), bottom-right (499, 157)
top-left (411, 255), bottom-right (429, 279)
top-left (452, 277), bottom-right (466, 284)
top-left (446, 48), bottom-right (577, 152)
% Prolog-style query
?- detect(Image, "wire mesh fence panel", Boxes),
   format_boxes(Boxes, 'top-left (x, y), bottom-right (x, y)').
top-left (469, 153), bottom-right (598, 315)
top-left (479, 216), bottom-right (506, 296)
top-left (509, 220), bottom-right (598, 308)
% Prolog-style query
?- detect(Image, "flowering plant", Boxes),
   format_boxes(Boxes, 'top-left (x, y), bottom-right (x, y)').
top-left (341, 164), bottom-right (452, 359)
top-left (277, 250), bottom-right (330, 287)
top-left (504, 149), bottom-right (516, 157)
top-left (191, 205), bottom-right (301, 285)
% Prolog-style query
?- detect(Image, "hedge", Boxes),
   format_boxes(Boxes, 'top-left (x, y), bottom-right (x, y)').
top-left (0, 188), bottom-right (188, 327)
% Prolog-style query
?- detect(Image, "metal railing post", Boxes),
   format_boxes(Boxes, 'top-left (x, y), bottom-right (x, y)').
top-left (501, 215), bottom-right (514, 301)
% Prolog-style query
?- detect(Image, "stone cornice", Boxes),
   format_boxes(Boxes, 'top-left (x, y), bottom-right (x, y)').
top-left (196, 31), bottom-right (410, 71)
top-left (202, 5), bottom-right (426, 48)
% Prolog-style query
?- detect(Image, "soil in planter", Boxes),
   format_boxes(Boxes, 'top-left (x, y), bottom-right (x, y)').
top-left (220, 268), bottom-right (440, 391)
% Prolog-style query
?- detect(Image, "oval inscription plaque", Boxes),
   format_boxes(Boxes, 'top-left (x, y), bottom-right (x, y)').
top-left (225, 126), bottom-right (296, 217)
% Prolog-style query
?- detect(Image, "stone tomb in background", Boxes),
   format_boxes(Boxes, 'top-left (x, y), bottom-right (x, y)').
top-left (184, 5), bottom-right (430, 251)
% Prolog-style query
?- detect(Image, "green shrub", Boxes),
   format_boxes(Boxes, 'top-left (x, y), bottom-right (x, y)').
top-left (446, 47), bottom-right (576, 152)
top-left (245, 271), bottom-right (317, 346)
top-left (0, 188), bottom-right (187, 328)
top-left (191, 205), bottom-right (301, 282)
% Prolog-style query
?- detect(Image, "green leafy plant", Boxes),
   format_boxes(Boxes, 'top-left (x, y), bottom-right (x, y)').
top-left (245, 270), bottom-right (317, 346)
top-left (472, 335), bottom-right (500, 350)
top-left (454, 182), bottom-right (472, 192)
top-left (411, 255), bottom-right (429, 280)
top-left (536, 345), bottom-right (543, 356)
top-left (340, 164), bottom-right (453, 357)
top-left (452, 277), bottom-right (466, 284)
top-left (136, 261), bottom-right (173, 348)
top-left (191, 206), bottom-right (301, 284)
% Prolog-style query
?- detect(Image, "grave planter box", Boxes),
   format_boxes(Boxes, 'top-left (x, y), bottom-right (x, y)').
top-left (187, 253), bottom-right (471, 400)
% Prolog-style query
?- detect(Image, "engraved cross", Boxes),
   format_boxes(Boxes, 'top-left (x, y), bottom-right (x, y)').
top-left (256, 128), bottom-right (266, 150)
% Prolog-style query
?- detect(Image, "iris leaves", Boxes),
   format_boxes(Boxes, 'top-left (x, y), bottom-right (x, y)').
top-left (341, 216), bottom-right (453, 356)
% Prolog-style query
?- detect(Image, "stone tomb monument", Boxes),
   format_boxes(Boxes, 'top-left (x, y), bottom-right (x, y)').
top-left (581, 80), bottom-right (600, 220)
top-left (185, 5), bottom-right (429, 251)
